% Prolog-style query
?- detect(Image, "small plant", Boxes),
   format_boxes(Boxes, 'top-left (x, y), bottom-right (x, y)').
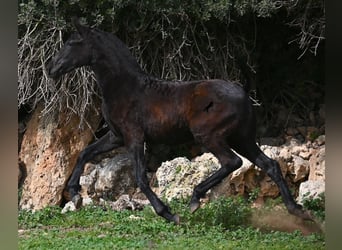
top-left (18, 206), bottom-right (63, 229)
top-left (302, 192), bottom-right (325, 221)
top-left (247, 187), bottom-right (260, 203)
top-left (264, 196), bottom-right (283, 209)
top-left (189, 196), bottom-right (252, 229)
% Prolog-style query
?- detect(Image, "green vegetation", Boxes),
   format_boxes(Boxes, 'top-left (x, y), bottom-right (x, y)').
top-left (19, 197), bottom-right (325, 249)
top-left (18, 0), bottom-right (325, 134)
top-left (302, 193), bottom-right (325, 221)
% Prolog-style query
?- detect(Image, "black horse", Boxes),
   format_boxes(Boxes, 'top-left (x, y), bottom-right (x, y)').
top-left (46, 18), bottom-right (312, 224)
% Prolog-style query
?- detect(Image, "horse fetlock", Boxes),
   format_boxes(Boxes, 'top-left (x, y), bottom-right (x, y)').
top-left (171, 214), bottom-right (181, 225)
top-left (72, 194), bottom-right (83, 209)
top-left (155, 205), bottom-right (179, 224)
top-left (189, 195), bottom-right (201, 213)
top-left (287, 204), bottom-right (314, 221)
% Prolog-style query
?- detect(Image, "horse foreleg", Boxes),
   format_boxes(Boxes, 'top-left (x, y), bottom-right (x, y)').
top-left (129, 142), bottom-right (180, 224)
top-left (67, 131), bottom-right (123, 208)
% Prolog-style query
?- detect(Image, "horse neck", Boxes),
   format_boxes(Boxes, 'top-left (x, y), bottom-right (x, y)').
top-left (89, 33), bottom-right (148, 100)
top-left (92, 60), bottom-right (147, 101)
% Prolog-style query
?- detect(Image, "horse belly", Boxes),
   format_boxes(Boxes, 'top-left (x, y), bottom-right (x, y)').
top-left (144, 121), bottom-right (194, 145)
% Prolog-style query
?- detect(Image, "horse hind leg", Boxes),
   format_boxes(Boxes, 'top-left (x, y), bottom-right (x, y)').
top-left (190, 140), bottom-right (242, 213)
top-left (233, 141), bottom-right (314, 221)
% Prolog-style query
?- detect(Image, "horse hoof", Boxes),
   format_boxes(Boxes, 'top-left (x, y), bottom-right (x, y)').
top-left (72, 194), bottom-right (83, 209)
top-left (172, 214), bottom-right (180, 225)
top-left (300, 210), bottom-right (315, 221)
top-left (190, 200), bottom-right (200, 213)
top-left (291, 208), bottom-right (314, 221)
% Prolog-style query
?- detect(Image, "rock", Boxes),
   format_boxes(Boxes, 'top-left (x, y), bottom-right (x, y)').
top-left (290, 155), bottom-right (309, 182)
top-left (79, 163), bottom-right (99, 197)
top-left (308, 146), bottom-right (325, 181)
top-left (279, 147), bottom-right (292, 160)
top-left (156, 153), bottom-right (220, 201)
top-left (260, 145), bottom-right (280, 159)
top-left (299, 150), bottom-right (312, 160)
top-left (105, 194), bottom-right (150, 211)
top-left (79, 148), bottom-right (136, 201)
top-left (316, 135), bottom-right (325, 146)
top-left (19, 104), bottom-right (101, 211)
top-left (259, 176), bottom-right (280, 198)
top-left (284, 138), bottom-right (302, 147)
top-left (61, 198), bottom-right (93, 214)
top-left (61, 201), bottom-right (77, 213)
top-left (82, 197), bottom-right (94, 206)
top-left (211, 155), bottom-right (254, 198)
top-left (297, 180), bottom-right (325, 205)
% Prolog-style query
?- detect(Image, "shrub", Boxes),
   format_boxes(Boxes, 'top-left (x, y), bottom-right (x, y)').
top-left (302, 192), bottom-right (325, 221)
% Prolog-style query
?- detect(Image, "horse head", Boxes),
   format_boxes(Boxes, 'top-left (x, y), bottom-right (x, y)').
top-left (46, 18), bottom-right (94, 80)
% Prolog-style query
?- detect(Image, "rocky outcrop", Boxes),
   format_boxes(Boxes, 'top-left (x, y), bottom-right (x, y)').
top-left (155, 136), bottom-right (325, 203)
top-left (19, 105), bottom-right (101, 210)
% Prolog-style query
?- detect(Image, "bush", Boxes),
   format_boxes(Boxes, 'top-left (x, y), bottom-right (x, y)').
top-left (302, 193), bottom-right (325, 221)
top-left (18, 0), bottom-right (325, 128)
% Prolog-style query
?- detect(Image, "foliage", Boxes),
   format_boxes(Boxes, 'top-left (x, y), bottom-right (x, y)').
top-left (18, 0), bottom-right (100, 127)
top-left (18, 197), bottom-right (325, 249)
top-left (189, 196), bottom-right (252, 229)
top-left (302, 193), bottom-right (325, 221)
top-left (18, 0), bottom-right (325, 130)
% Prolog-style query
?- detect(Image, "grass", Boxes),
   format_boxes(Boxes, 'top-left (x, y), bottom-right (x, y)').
top-left (18, 197), bottom-right (325, 250)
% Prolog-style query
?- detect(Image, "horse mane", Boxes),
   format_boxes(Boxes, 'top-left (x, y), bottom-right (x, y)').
top-left (91, 28), bottom-right (144, 75)
top-left (89, 28), bottom-right (197, 96)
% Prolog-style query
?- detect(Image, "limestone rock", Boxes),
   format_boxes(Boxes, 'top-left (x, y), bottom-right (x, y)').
top-left (290, 155), bottom-right (310, 183)
top-left (308, 146), bottom-right (325, 181)
top-left (61, 197), bottom-right (94, 213)
top-left (79, 148), bottom-right (136, 201)
top-left (156, 153), bottom-right (220, 201)
top-left (100, 195), bottom-right (150, 211)
top-left (19, 105), bottom-right (100, 211)
top-left (211, 155), bottom-right (254, 198)
top-left (297, 180), bottom-right (325, 205)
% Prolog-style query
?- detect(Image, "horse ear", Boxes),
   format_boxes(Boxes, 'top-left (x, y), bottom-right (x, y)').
top-left (71, 17), bottom-right (89, 37)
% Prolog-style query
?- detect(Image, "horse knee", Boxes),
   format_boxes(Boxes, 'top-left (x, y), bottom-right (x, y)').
top-left (265, 160), bottom-right (283, 181)
top-left (135, 176), bottom-right (150, 193)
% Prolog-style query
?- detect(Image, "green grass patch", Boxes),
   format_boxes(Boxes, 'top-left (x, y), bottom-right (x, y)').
top-left (19, 197), bottom-right (325, 249)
